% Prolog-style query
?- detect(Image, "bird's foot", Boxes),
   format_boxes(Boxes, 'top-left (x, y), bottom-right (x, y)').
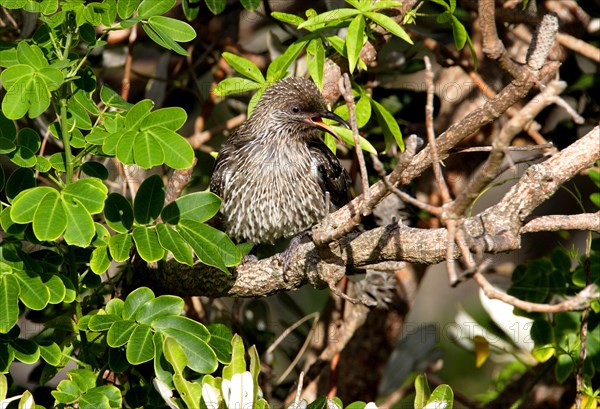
top-left (279, 231), bottom-right (311, 278)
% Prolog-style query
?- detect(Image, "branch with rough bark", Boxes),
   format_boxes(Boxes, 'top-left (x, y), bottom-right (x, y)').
top-left (144, 126), bottom-right (599, 304)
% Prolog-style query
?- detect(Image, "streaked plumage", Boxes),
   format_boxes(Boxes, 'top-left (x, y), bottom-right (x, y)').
top-left (210, 77), bottom-right (350, 244)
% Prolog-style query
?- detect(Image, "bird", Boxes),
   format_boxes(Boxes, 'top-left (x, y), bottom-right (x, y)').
top-left (210, 76), bottom-right (351, 245)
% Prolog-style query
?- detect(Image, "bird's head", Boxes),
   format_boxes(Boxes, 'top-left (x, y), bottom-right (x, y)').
top-left (252, 77), bottom-right (348, 141)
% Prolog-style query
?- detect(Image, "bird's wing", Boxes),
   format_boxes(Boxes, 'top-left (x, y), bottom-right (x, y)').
top-left (308, 139), bottom-right (351, 208)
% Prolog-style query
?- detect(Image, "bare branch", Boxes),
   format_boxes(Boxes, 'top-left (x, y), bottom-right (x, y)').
top-left (340, 73), bottom-right (370, 211)
top-left (447, 80), bottom-right (568, 218)
top-left (474, 264), bottom-right (599, 313)
top-left (557, 32), bottom-right (600, 64)
top-left (164, 158), bottom-right (197, 206)
top-left (521, 212), bottom-right (600, 233)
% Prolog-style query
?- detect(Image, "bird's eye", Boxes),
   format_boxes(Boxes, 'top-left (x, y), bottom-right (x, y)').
top-left (291, 105), bottom-right (300, 114)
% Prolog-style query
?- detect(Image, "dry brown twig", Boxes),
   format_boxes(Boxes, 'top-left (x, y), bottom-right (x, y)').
top-left (340, 73), bottom-right (371, 212)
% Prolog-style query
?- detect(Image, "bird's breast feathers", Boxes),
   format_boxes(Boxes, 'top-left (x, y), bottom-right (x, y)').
top-left (220, 143), bottom-right (326, 243)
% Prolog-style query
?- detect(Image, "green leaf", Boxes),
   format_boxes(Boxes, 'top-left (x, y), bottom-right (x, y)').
top-left (117, 0), bottom-right (141, 19)
top-left (2, 72), bottom-right (51, 119)
top-left (125, 100), bottom-right (153, 131)
top-left (153, 332), bottom-right (174, 382)
top-left (100, 85), bottom-right (132, 109)
top-left (428, 384), bottom-right (454, 408)
top-left (147, 127), bottom-right (194, 169)
top-left (298, 8), bottom-right (361, 31)
top-left (10, 338), bottom-right (39, 364)
top-left (182, 0), bottom-right (201, 20)
top-left (364, 11), bottom-right (413, 44)
top-left (223, 334), bottom-right (246, 378)
top-left (67, 98), bottom-right (92, 130)
top-left (213, 77), bottom-right (262, 97)
top-left (161, 192), bottom-right (221, 224)
top-left (0, 275), bottom-right (20, 333)
top-left (107, 320), bottom-right (137, 347)
top-left (152, 316), bottom-right (210, 342)
top-left (222, 52), bottom-right (265, 83)
top-left (106, 298), bottom-right (125, 317)
top-left (177, 219), bottom-right (242, 272)
top-left (62, 198), bottom-right (95, 247)
top-left (5, 168), bottom-right (35, 202)
top-left (205, 0), bottom-right (226, 14)
top-left (104, 193), bottom-right (134, 234)
top-left (147, 16), bottom-right (196, 42)
top-left (271, 11), bottom-right (305, 26)
top-left (162, 328), bottom-right (218, 373)
top-left (132, 226), bottom-right (165, 262)
top-left (133, 174), bottom-right (165, 224)
top-left (138, 0), bottom-right (175, 17)
top-left (140, 107), bottom-right (187, 131)
top-left (16, 42), bottom-right (48, 69)
top-left (62, 178), bottom-right (108, 214)
top-left (307, 38), bottom-right (325, 89)
top-left (156, 224), bottom-right (194, 265)
top-left (207, 323), bottom-right (233, 364)
top-left (367, 0), bottom-right (403, 10)
top-left (39, 341), bottom-right (61, 366)
top-left (108, 233), bottom-right (133, 262)
top-left (330, 125), bottom-right (377, 154)
top-left (450, 15), bottom-right (467, 50)
top-left (163, 335), bottom-right (188, 374)
top-left (15, 270), bottom-right (50, 310)
top-left (346, 15), bottom-right (365, 73)
top-left (355, 92), bottom-right (372, 127)
top-left (266, 38), bottom-right (309, 82)
top-left (82, 162), bottom-right (109, 180)
top-left (126, 323), bottom-right (155, 364)
top-left (414, 374), bottom-right (431, 409)
top-left (135, 295), bottom-right (184, 324)
top-left (133, 130), bottom-right (165, 168)
top-left (80, 385), bottom-right (122, 409)
top-left (371, 98), bottom-right (404, 151)
top-left (173, 373), bottom-right (203, 409)
top-left (88, 314), bottom-right (122, 331)
top-left (142, 22), bottom-right (189, 56)
top-left (33, 190), bottom-right (66, 241)
top-left (241, 0), bottom-right (260, 10)
top-left (124, 287), bottom-right (155, 320)
top-left (44, 274), bottom-right (67, 304)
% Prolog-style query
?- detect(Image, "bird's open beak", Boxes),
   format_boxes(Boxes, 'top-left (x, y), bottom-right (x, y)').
top-left (306, 111), bottom-right (350, 141)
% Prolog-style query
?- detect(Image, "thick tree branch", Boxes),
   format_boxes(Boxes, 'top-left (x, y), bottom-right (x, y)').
top-left (142, 127), bottom-right (600, 299)
top-left (521, 212), bottom-right (600, 233)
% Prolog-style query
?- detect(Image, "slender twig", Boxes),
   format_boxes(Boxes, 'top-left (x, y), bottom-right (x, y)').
top-left (425, 55), bottom-right (458, 284)
top-left (188, 114), bottom-right (246, 150)
top-left (474, 261), bottom-right (599, 313)
top-left (447, 80), bottom-right (567, 218)
top-left (264, 312), bottom-right (320, 386)
top-left (557, 32), bottom-right (600, 64)
top-left (121, 26), bottom-right (136, 101)
top-left (424, 56), bottom-right (451, 205)
top-left (452, 143), bottom-right (554, 153)
top-left (371, 153), bottom-right (441, 216)
top-left (340, 74), bottom-right (370, 212)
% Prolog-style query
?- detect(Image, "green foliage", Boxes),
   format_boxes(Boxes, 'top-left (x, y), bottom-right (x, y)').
top-left (414, 374), bottom-right (454, 409)
top-left (507, 240), bottom-right (600, 384)
top-left (214, 0), bottom-right (421, 153)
